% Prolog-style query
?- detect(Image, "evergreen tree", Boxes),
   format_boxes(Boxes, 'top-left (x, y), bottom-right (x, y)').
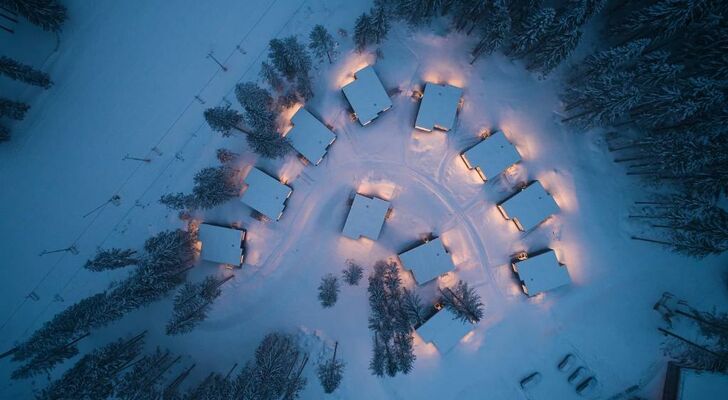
top-left (159, 166), bottom-right (238, 211)
top-left (12, 230), bottom-right (195, 370)
top-left (395, 0), bottom-right (443, 26)
top-left (342, 260), bottom-right (364, 286)
top-left (0, 98), bottom-right (30, 120)
top-left (295, 73), bottom-right (313, 101)
top-left (450, 0), bottom-right (490, 34)
top-left (204, 105), bottom-right (245, 136)
top-left (568, 39), bottom-right (650, 83)
top-left (402, 288), bottom-right (425, 327)
top-left (509, 7), bottom-right (556, 58)
top-left (185, 371), bottom-right (234, 399)
top-left (630, 78), bottom-right (725, 129)
top-left (318, 274), bottom-right (339, 308)
top-left (508, 0), bottom-right (542, 35)
top-left (0, 56), bottom-right (52, 88)
top-left (235, 82), bottom-right (290, 159)
top-left (527, 23), bottom-right (582, 76)
top-left (166, 275), bottom-right (233, 335)
top-left (2, 0), bottom-right (67, 32)
top-left (440, 280), bottom-right (484, 323)
top-left (470, 0), bottom-right (511, 63)
top-left (277, 89), bottom-right (300, 109)
top-left (38, 332), bottom-right (147, 399)
top-left (0, 123), bottom-right (9, 142)
top-left (370, 5), bottom-right (391, 45)
top-left (615, 0), bottom-right (712, 42)
top-left (114, 348), bottom-right (179, 400)
top-left (267, 36), bottom-right (312, 82)
top-left (309, 25), bottom-right (336, 64)
top-left (84, 247), bottom-right (138, 272)
top-left (10, 332), bottom-right (89, 380)
top-left (317, 342), bottom-right (344, 394)
top-left (259, 61), bottom-right (284, 92)
top-left (353, 13), bottom-right (375, 52)
top-left (367, 260), bottom-right (416, 377)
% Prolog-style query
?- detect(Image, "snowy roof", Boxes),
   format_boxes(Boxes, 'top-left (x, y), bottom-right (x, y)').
top-left (342, 66), bottom-right (392, 126)
top-left (399, 237), bottom-right (455, 284)
top-left (462, 131), bottom-right (521, 181)
top-left (512, 250), bottom-right (570, 296)
top-left (416, 308), bottom-right (475, 353)
top-left (498, 181), bottom-right (559, 231)
top-left (415, 83), bottom-right (463, 132)
top-left (198, 223), bottom-right (246, 266)
top-left (240, 168), bottom-right (292, 221)
top-left (342, 193), bottom-right (390, 240)
top-left (286, 108), bottom-right (336, 165)
top-left (677, 368), bottom-right (728, 400)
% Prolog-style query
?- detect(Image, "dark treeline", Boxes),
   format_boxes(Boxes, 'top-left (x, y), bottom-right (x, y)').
top-left (561, 0), bottom-right (728, 257)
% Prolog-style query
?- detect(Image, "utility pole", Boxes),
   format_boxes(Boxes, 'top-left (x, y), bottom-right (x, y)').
top-left (123, 154), bottom-right (151, 163)
top-left (83, 194), bottom-right (121, 218)
top-left (207, 51), bottom-right (228, 71)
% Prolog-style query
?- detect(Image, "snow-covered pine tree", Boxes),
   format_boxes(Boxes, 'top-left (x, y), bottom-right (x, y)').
top-left (0, 56), bottom-right (52, 88)
top-left (370, 5), bottom-right (391, 45)
top-left (470, 0), bottom-right (511, 63)
top-left (247, 130), bottom-right (291, 159)
top-left (267, 36), bottom-right (312, 82)
top-left (508, 0), bottom-right (542, 35)
top-left (0, 98), bottom-right (30, 120)
top-left (203, 105), bottom-right (245, 136)
top-left (235, 82), bottom-right (276, 133)
top-left (0, 123), bottom-right (10, 142)
top-left (309, 25), bottom-right (336, 64)
top-left (84, 248), bottom-right (138, 272)
top-left (244, 333), bottom-right (308, 399)
top-left (318, 273), bottom-right (340, 308)
top-left (449, 0), bottom-right (490, 34)
top-left (10, 332), bottom-right (90, 380)
top-left (527, 22), bottom-right (582, 76)
top-left (296, 73), bottom-right (314, 101)
top-left (401, 287), bottom-right (425, 327)
top-left (38, 332), bottom-right (147, 400)
top-left (367, 260), bottom-right (416, 377)
top-left (317, 341), bottom-right (344, 394)
top-left (342, 259), bottom-right (364, 285)
top-left (568, 39), bottom-right (650, 83)
top-left (678, 21), bottom-right (728, 80)
top-left (190, 166), bottom-right (239, 210)
top-left (509, 7), bottom-right (555, 58)
top-left (159, 192), bottom-right (194, 211)
top-left (114, 348), bottom-right (179, 400)
top-left (2, 0), bottom-right (67, 32)
top-left (614, 0), bottom-right (713, 43)
top-left (395, 0), bottom-right (443, 26)
top-left (259, 61), bottom-right (285, 93)
top-left (562, 71), bottom-right (642, 128)
top-left (353, 12), bottom-right (375, 52)
top-left (440, 280), bottom-right (484, 323)
top-left (166, 275), bottom-right (233, 335)
top-left (185, 371), bottom-right (235, 399)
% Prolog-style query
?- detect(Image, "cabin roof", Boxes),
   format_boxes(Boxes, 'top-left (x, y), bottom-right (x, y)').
top-left (415, 83), bottom-right (463, 131)
top-left (342, 193), bottom-right (390, 240)
top-left (342, 66), bottom-right (392, 125)
top-left (286, 108), bottom-right (336, 165)
top-left (240, 168), bottom-right (292, 220)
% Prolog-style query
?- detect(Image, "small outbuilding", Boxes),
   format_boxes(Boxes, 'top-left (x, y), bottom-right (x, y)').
top-left (342, 66), bottom-right (392, 126)
top-left (240, 168), bottom-right (292, 221)
top-left (511, 250), bottom-right (570, 296)
top-left (286, 108), bottom-right (336, 165)
top-left (416, 307), bottom-right (475, 353)
top-left (461, 130), bottom-right (521, 181)
top-left (198, 223), bottom-right (246, 268)
top-left (662, 362), bottom-right (728, 400)
top-left (342, 193), bottom-right (390, 240)
top-left (399, 237), bottom-right (455, 284)
top-left (497, 180), bottom-right (559, 231)
top-left (415, 83), bottom-right (463, 132)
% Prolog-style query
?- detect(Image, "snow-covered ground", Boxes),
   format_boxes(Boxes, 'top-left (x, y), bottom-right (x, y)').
top-left (1, 1), bottom-right (726, 398)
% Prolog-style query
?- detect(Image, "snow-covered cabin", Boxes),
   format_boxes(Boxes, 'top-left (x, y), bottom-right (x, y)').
top-left (342, 66), bottom-right (392, 126)
top-left (497, 180), bottom-right (559, 231)
top-left (461, 131), bottom-right (521, 181)
top-left (415, 83), bottom-right (463, 132)
top-left (342, 193), bottom-right (390, 240)
top-left (511, 250), bottom-right (570, 296)
top-left (285, 108), bottom-right (336, 165)
top-left (662, 363), bottom-right (728, 400)
top-left (198, 223), bottom-right (246, 268)
top-left (416, 308), bottom-right (475, 353)
top-left (240, 168), bottom-right (292, 221)
top-left (399, 237), bottom-right (455, 284)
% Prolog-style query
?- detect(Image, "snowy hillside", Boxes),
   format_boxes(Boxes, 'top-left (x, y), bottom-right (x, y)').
top-left (1, 0), bottom-right (726, 399)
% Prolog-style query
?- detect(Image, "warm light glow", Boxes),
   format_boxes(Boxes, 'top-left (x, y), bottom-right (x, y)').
top-left (536, 170), bottom-right (579, 213)
top-left (279, 102), bottom-right (304, 136)
top-left (277, 156), bottom-right (304, 186)
top-left (356, 179), bottom-right (397, 201)
top-left (333, 52), bottom-right (376, 88)
top-left (413, 333), bottom-right (440, 359)
top-left (421, 63), bottom-right (467, 87)
top-left (460, 330), bottom-right (476, 344)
